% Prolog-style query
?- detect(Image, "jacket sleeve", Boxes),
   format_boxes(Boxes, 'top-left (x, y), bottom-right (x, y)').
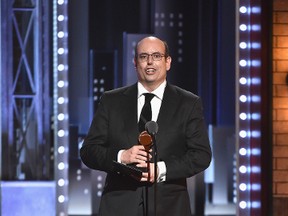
top-left (80, 93), bottom-right (119, 172)
top-left (164, 97), bottom-right (212, 181)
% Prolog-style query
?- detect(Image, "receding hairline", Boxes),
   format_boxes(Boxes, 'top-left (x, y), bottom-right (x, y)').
top-left (134, 36), bottom-right (170, 57)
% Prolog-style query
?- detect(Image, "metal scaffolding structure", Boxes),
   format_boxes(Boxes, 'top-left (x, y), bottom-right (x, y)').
top-left (1, 0), bottom-right (52, 181)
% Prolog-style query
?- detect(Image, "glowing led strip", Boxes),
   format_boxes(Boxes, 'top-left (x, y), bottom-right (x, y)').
top-left (53, 0), bottom-right (69, 215)
top-left (236, 1), bottom-right (262, 215)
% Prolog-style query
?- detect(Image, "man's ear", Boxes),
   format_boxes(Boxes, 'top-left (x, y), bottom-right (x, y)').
top-left (165, 56), bottom-right (172, 71)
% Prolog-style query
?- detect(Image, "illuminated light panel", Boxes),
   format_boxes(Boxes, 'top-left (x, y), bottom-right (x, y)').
top-left (58, 113), bottom-right (65, 121)
top-left (239, 24), bottom-right (248, 31)
top-left (251, 77), bottom-right (261, 84)
top-left (251, 6), bottom-right (261, 14)
top-left (239, 201), bottom-right (248, 209)
top-left (58, 80), bottom-right (65, 87)
top-left (251, 148), bottom-right (261, 155)
top-left (239, 42), bottom-right (248, 49)
top-left (239, 148), bottom-right (247, 156)
top-left (251, 42), bottom-right (261, 49)
top-left (239, 6), bottom-right (247, 13)
top-left (58, 179), bottom-right (65, 187)
top-left (239, 183), bottom-right (247, 191)
top-left (58, 146), bottom-right (65, 154)
top-left (251, 130), bottom-right (261, 138)
top-left (57, 97), bottom-right (65, 104)
top-left (239, 95), bottom-right (247, 102)
top-left (58, 195), bottom-right (65, 203)
top-left (251, 60), bottom-right (261, 67)
top-left (239, 59), bottom-right (248, 67)
top-left (239, 77), bottom-right (248, 84)
top-left (58, 64), bottom-right (65, 71)
top-left (251, 95), bottom-right (261, 102)
top-left (239, 130), bottom-right (248, 138)
top-left (57, 129), bottom-right (65, 137)
top-left (239, 165), bottom-right (248, 174)
top-left (239, 112), bottom-right (248, 120)
top-left (58, 15), bottom-right (65, 21)
top-left (53, 0), bottom-right (69, 215)
top-left (58, 0), bottom-right (64, 5)
top-left (251, 201), bottom-right (261, 208)
top-left (58, 162), bottom-right (65, 170)
top-left (251, 184), bottom-right (261, 191)
top-left (236, 1), bottom-right (263, 215)
top-left (57, 31), bottom-right (65, 38)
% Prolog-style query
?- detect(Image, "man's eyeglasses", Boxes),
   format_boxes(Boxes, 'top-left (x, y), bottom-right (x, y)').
top-left (137, 52), bottom-right (165, 62)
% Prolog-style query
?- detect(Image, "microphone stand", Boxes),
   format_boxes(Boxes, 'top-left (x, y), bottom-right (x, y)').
top-left (145, 121), bottom-right (159, 216)
top-left (151, 133), bottom-right (157, 216)
top-left (138, 131), bottom-right (152, 216)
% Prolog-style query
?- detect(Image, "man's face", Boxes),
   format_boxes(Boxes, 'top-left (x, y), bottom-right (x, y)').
top-left (134, 37), bottom-right (171, 91)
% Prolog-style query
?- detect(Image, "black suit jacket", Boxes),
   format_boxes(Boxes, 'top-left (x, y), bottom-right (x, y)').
top-left (80, 83), bottom-right (212, 216)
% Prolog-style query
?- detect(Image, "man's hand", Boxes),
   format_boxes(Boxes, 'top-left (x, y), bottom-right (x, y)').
top-left (138, 163), bottom-right (157, 183)
top-left (121, 145), bottom-right (152, 164)
top-left (121, 145), bottom-right (157, 182)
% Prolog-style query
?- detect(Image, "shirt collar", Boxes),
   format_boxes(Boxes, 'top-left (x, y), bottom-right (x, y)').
top-left (137, 80), bottom-right (167, 100)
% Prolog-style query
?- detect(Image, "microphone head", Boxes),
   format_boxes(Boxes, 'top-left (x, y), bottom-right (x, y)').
top-left (145, 121), bottom-right (158, 135)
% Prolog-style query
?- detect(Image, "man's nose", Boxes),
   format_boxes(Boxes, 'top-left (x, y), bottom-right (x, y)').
top-left (147, 55), bottom-right (153, 64)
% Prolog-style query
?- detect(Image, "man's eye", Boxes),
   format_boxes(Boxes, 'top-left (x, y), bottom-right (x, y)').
top-left (139, 55), bottom-right (147, 59)
top-left (153, 54), bottom-right (161, 58)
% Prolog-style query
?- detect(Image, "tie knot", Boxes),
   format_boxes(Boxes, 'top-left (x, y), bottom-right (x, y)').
top-left (143, 93), bottom-right (154, 104)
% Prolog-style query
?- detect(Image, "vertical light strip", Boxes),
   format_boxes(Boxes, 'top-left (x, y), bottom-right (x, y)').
top-left (236, 1), bottom-right (262, 215)
top-left (236, 2), bottom-right (251, 215)
top-left (53, 0), bottom-right (69, 215)
top-left (0, 0), bottom-right (2, 181)
top-left (0, 1), bottom-right (4, 184)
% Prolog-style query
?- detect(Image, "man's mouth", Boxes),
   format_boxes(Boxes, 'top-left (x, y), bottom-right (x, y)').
top-left (145, 68), bottom-right (156, 73)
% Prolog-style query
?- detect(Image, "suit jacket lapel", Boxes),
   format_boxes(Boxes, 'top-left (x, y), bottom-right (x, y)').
top-left (122, 84), bottom-right (140, 146)
top-left (156, 84), bottom-right (179, 142)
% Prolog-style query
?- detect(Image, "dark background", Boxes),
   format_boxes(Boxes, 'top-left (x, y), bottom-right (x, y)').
top-left (69, 0), bottom-right (236, 134)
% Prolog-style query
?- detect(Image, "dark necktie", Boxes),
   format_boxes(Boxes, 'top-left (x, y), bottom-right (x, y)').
top-left (139, 93), bottom-right (154, 132)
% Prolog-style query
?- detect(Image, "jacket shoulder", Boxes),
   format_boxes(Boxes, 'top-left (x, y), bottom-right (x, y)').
top-left (168, 84), bottom-right (200, 100)
top-left (102, 83), bottom-right (137, 98)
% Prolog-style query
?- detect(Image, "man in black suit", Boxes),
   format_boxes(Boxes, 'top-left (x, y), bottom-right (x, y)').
top-left (80, 36), bottom-right (212, 216)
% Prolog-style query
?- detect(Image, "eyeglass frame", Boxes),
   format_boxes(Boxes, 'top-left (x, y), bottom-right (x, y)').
top-left (136, 52), bottom-right (167, 62)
